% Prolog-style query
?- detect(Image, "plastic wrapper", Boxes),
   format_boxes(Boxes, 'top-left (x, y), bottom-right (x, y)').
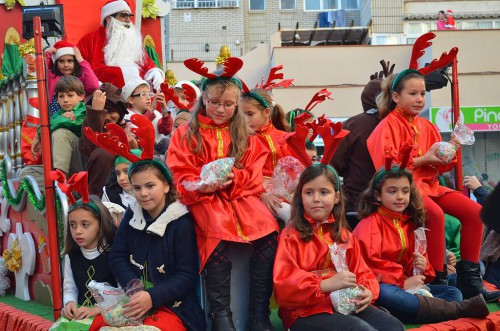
top-left (433, 120), bottom-right (475, 163)
top-left (88, 279), bottom-right (144, 327)
top-left (182, 157), bottom-right (235, 191)
top-left (406, 227), bottom-right (433, 297)
top-left (264, 156), bottom-right (305, 202)
top-left (329, 243), bottom-right (362, 315)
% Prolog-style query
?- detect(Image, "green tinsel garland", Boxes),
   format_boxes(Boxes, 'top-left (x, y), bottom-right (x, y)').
top-left (1, 158), bottom-right (65, 253)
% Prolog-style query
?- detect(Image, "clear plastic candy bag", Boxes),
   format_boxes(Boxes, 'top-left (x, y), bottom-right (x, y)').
top-left (182, 157), bottom-right (235, 191)
top-left (329, 243), bottom-right (362, 315)
top-left (88, 279), bottom-right (144, 327)
top-left (407, 227), bottom-right (433, 297)
top-left (433, 120), bottom-right (475, 163)
top-left (264, 156), bottom-right (305, 202)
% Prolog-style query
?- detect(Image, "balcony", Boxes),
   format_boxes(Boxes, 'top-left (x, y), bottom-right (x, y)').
top-left (171, 0), bottom-right (239, 9)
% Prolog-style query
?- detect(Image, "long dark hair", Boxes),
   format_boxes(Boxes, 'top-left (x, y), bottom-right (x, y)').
top-left (52, 55), bottom-right (82, 77)
top-left (357, 168), bottom-right (426, 227)
top-left (63, 195), bottom-right (116, 255)
top-left (289, 165), bottom-right (348, 243)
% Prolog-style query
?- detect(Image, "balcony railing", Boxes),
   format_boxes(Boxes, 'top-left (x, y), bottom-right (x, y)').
top-left (172, 0), bottom-right (239, 9)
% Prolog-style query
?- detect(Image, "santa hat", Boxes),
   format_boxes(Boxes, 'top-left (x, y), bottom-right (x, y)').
top-left (101, 0), bottom-right (132, 25)
top-left (121, 79), bottom-right (150, 101)
top-left (446, 9), bottom-right (454, 16)
top-left (52, 41), bottom-right (75, 62)
top-left (174, 80), bottom-right (201, 100)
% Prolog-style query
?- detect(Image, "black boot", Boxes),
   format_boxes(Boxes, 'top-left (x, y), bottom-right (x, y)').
top-left (431, 265), bottom-right (448, 286)
top-left (414, 294), bottom-right (489, 323)
top-left (204, 262), bottom-right (236, 331)
top-left (248, 258), bottom-right (275, 331)
top-left (457, 260), bottom-right (500, 302)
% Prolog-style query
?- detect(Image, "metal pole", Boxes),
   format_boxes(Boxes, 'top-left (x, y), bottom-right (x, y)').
top-left (451, 57), bottom-right (463, 192)
top-left (33, 16), bottom-right (62, 320)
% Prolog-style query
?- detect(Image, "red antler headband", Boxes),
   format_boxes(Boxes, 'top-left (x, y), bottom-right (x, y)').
top-left (289, 89), bottom-right (334, 130)
top-left (241, 65), bottom-right (294, 109)
top-left (160, 82), bottom-right (197, 110)
top-left (184, 57), bottom-right (244, 91)
top-left (286, 115), bottom-right (350, 191)
top-left (83, 114), bottom-right (171, 181)
top-left (392, 32), bottom-right (458, 91)
top-left (373, 143), bottom-right (413, 185)
top-left (50, 170), bottom-right (101, 215)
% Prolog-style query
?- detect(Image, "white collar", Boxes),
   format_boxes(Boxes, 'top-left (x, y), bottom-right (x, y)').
top-left (129, 200), bottom-right (189, 237)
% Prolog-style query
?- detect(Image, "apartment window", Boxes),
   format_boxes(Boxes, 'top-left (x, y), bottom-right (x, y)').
top-left (341, 0), bottom-right (358, 10)
top-left (172, 0), bottom-right (239, 9)
top-left (460, 21), bottom-right (493, 29)
top-left (250, 0), bottom-right (265, 10)
top-left (281, 0), bottom-right (295, 10)
top-left (304, 0), bottom-right (337, 11)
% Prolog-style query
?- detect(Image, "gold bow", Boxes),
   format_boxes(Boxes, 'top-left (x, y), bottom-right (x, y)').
top-left (3, 238), bottom-right (22, 272)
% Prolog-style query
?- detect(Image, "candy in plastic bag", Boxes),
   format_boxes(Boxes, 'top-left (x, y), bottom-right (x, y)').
top-left (433, 141), bottom-right (457, 163)
top-left (88, 279), bottom-right (144, 327)
top-left (329, 243), bottom-right (362, 315)
top-left (413, 227), bottom-right (427, 276)
top-left (264, 156), bottom-right (305, 202)
top-left (452, 120), bottom-right (475, 145)
top-left (182, 157), bottom-right (235, 191)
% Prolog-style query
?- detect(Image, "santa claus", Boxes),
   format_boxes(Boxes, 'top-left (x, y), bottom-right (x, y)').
top-left (77, 0), bottom-right (164, 89)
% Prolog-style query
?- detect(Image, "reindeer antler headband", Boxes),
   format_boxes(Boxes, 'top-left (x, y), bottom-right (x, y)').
top-left (392, 32), bottom-right (458, 92)
top-left (184, 57), bottom-right (244, 91)
top-left (288, 89), bottom-right (333, 130)
top-left (241, 65), bottom-right (294, 109)
top-left (50, 170), bottom-right (101, 215)
top-left (83, 114), bottom-right (171, 181)
top-left (373, 143), bottom-right (413, 186)
top-left (287, 115), bottom-right (349, 191)
top-left (160, 82), bottom-right (198, 111)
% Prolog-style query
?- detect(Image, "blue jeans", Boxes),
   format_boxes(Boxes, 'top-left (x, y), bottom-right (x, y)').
top-left (375, 284), bottom-right (463, 322)
top-left (290, 306), bottom-right (405, 331)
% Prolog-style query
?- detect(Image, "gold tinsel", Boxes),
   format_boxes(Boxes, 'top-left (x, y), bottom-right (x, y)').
top-left (3, 238), bottom-right (22, 272)
top-left (165, 69), bottom-right (177, 86)
top-left (215, 46), bottom-right (231, 67)
top-left (5, 0), bottom-right (25, 10)
top-left (142, 0), bottom-right (159, 19)
top-left (18, 38), bottom-right (35, 56)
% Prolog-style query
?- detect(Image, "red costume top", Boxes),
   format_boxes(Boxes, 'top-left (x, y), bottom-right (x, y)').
top-left (77, 27), bottom-right (158, 88)
top-left (167, 114), bottom-right (279, 269)
top-left (255, 122), bottom-right (292, 177)
top-left (273, 216), bottom-right (379, 330)
top-left (366, 108), bottom-right (455, 198)
top-left (353, 207), bottom-right (435, 288)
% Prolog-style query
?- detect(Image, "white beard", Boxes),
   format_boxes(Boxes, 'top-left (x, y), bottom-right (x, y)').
top-left (104, 17), bottom-right (144, 67)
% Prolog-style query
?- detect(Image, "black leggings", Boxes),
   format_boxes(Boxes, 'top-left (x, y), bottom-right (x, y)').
top-left (206, 232), bottom-right (277, 266)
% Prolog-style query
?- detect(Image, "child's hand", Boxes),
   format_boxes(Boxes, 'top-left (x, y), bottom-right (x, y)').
top-left (73, 305), bottom-right (100, 320)
top-left (446, 250), bottom-right (457, 274)
top-left (61, 111), bottom-right (76, 121)
top-left (421, 144), bottom-right (451, 166)
top-left (404, 275), bottom-right (425, 290)
top-left (123, 290), bottom-right (153, 321)
top-left (198, 172), bottom-right (234, 193)
top-left (321, 270), bottom-right (357, 293)
top-left (73, 47), bottom-right (84, 63)
top-left (31, 134), bottom-right (42, 160)
top-left (92, 90), bottom-right (107, 111)
top-left (354, 284), bottom-right (372, 313)
top-left (63, 301), bottom-right (77, 319)
top-left (413, 252), bottom-right (427, 273)
top-left (156, 92), bottom-right (168, 110)
top-left (261, 193), bottom-right (283, 216)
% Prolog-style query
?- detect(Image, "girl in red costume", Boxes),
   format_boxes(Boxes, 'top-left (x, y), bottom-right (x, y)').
top-left (274, 118), bottom-right (404, 331)
top-left (353, 164), bottom-right (488, 323)
top-left (240, 87), bottom-right (292, 220)
top-left (167, 58), bottom-right (279, 331)
top-left (367, 32), bottom-right (500, 302)
top-left (273, 164), bottom-right (405, 331)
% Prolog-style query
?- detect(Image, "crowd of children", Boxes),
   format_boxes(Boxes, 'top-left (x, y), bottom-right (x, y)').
top-left (27, 9), bottom-right (497, 330)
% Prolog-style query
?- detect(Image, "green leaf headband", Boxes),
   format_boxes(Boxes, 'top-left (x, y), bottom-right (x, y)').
top-left (373, 144), bottom-right (413, 187)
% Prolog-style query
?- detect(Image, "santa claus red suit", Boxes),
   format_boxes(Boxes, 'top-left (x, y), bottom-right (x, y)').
top-left (77, 0), bottom-right (164, 89)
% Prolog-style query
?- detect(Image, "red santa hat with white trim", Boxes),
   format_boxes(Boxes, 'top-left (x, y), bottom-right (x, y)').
top-left (101, 0), bottom-right (132, 25)
top-left (52, 41), bottom-right (75, 62)
top-left (446, 9), bottom-right (454, 16)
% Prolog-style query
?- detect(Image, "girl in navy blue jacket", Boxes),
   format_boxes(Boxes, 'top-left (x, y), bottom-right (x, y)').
top-left (107, 159), bottom-right (206, 331)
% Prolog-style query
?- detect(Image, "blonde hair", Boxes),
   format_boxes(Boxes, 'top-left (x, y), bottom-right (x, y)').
top-left (184, 79), bottom-right (249, 167)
